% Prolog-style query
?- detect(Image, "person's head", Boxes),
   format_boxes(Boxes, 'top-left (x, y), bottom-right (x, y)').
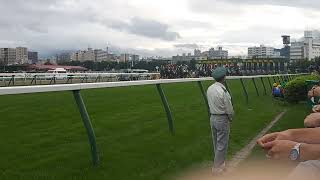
top-left (273, 83), bottom-right (278, 87)
top-left (212, 67), bottom-right (227, 83)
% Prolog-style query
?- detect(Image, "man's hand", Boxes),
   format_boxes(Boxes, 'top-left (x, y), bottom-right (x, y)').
top-left (257, 130), bottom-right (292, 148)
top-left (263, 140), bottom-right (297, 160)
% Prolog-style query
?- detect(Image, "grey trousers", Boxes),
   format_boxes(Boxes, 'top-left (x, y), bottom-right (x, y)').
top-left (287, 160), bottom-right (320, 180)
top-left (210, 115), bottom-right (230, 168)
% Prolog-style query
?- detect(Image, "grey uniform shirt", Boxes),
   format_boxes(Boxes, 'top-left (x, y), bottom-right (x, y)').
top-left (207, 82), bottom-right (234, 121)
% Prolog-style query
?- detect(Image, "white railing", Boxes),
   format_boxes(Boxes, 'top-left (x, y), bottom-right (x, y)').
top-left (0, 72), bottom-right (160, 77)
top-left (0, 74), bottom-right (302, 96)
top-left (0, 72), bottom-right (161, 86)
top-left (0, 72), bottom-right (160, 80)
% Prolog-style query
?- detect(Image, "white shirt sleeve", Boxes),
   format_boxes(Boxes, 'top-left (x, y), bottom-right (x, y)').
top-left (223, 91), bottom-right (234, 120)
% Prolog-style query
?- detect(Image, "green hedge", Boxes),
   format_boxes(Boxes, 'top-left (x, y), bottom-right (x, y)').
top-left (284, 74), bottom-right (320, 103)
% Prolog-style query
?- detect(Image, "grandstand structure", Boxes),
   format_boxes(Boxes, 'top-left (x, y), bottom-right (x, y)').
top-left (198, 58), bottom-right (289, 74)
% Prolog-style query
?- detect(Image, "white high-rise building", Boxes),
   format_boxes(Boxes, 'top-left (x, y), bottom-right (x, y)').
top-left (70, 48), bottom-right (95, 62)
top-left (94, 49), bottom-right (109, 62)
top-left (0, 48), bottom-right (16, 65)
top-left (83, 48), bottom-right (95, 61)
top-left (194, 49), bottom-right (201, 57)
top-left (248, 45), bottom-right (279, 58)
top-left (290, 30), bottom-right (320, 61)
top-left (208, 47), bottom-right (228, 59)
top-left (16, 47), bottom-right (28, 64)
top-left (120, 54), bottom-right (140, 62)
top-left (70, 52), bottom-right (80, 61)
top-left (290, 42), bottom-right (304, 61)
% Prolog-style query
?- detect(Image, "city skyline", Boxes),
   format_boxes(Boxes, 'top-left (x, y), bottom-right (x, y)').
top-left (1, 0), bottom-right (320, 58)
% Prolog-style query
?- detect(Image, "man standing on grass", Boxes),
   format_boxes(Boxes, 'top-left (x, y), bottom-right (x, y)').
top-left (207, 67), bottom-right (234, 175)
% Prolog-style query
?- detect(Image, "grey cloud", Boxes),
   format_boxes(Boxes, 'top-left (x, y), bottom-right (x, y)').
top-left (2, 0), bottom-right (314, 58)
top-left (0, 0), bottom-right (96, 34)
top-left (174, 43), bottom-right (199, 49)
top-left (0, 0), bottom-right (106, 56)
top-left (42, 45), bottom-right (179, 59)
top-left (0, 0), bottom-right (61, 7)
top-left (114, 46), bottom-right (191, 58)
top-left (24, 23), bottom-right (49, 34)
top-left (174, 20), bottom-right (213, 29)
top-left (188, 0), bottom-right (320, 13)
top-left (0, 0), bottom-right (180, 57)
top-left (219, 26), bottom-right (302, 45)
top-left (104, 17), bottom-right (181, 41)
top-left (224, 0), bottom-right (320, 9)
top-left (188, 0), bottom-right (244, 15)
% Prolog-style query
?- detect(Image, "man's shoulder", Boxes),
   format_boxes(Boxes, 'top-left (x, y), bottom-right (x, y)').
top-left (208, 83), bottom-right (218, 90)
top-left (207, 83), bottom-right (224, 94)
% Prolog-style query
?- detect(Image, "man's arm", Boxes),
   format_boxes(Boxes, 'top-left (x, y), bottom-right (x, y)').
top-left (223, 93), bottom-right (234, 120)
top-left (257, 128), bottom-right (320, 146)
top-left (300, 143), bottom-right (320, 161)
top-left (261, 140), bottom-right (320, 161)
top-left (288, 128), bottom-right (320, 144)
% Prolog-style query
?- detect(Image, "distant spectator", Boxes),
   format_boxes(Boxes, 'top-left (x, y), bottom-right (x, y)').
top-left (272, 83), bottom-right (282, 97)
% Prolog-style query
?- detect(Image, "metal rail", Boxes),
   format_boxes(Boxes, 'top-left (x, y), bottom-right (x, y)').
top-left (0, 72), bottom-right (161, 87)
top-left (0, 72), bottom-right (160, 77)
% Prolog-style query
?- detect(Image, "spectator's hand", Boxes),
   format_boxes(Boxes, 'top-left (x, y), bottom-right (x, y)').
top-left (308, 85), bottom-right (320, 98)
top-left (263, 140), bottom-right (297, 160)
top-left (257, 130), bottom-right (292, 148)
top-left (308, 86), bottom-right (316, 98)
top-left (312, 105), bottom-right (320, 113)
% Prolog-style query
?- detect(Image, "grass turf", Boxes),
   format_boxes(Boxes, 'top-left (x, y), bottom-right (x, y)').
top-left (0, 78), bottom-right (286, 179)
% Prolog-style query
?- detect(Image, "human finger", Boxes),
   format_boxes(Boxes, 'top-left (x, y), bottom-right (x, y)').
top-left (263, 141), bottom-right (276, 150)
top-left (257, 133), bottom-right (278, 146)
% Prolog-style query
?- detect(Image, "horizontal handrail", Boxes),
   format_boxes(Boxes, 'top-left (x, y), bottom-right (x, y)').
top-left (0, 74), bottom-right (155, 80)
top-left (0, 74), bottom-right (304, 96)
top-left (0, 73), bottom-right (160, 77)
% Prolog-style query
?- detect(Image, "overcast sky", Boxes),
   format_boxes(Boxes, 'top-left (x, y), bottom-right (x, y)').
top-left (0, 0), bottom-right (320, 57)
